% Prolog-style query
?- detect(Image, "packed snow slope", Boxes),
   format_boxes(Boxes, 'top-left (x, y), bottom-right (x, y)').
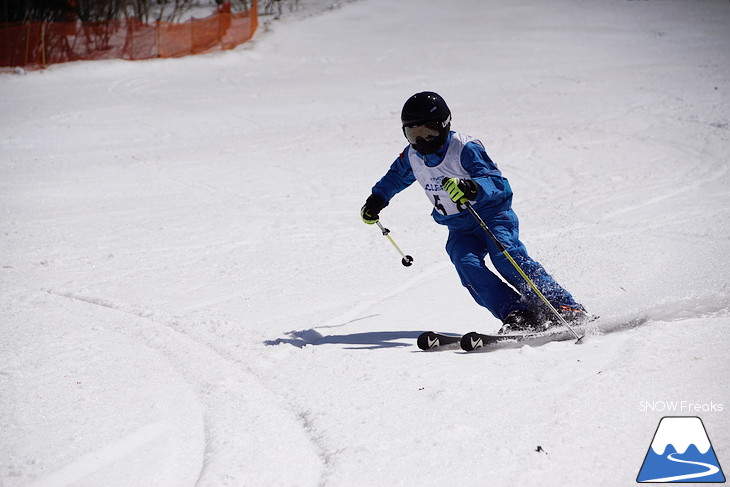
top-left (1, 0), bottom-right (729, 485)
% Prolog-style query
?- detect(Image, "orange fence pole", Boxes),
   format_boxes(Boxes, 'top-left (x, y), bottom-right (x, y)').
top-left (24, 24), bottom-right (31, 66)
top-left (40, 22), bottom-right (46, 68)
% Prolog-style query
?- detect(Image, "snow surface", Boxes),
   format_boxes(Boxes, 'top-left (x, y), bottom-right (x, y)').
top-left (1, 0), bottom-right (729, 485)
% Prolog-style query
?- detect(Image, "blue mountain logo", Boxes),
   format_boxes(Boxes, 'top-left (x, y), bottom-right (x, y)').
top-left (637, 416), bottom-right (725, 483)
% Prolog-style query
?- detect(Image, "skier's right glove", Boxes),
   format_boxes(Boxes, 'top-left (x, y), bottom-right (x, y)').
top-left (360, 194), bottom-right (387, 224)
top-left (442, 178), bottom-right (479, 204)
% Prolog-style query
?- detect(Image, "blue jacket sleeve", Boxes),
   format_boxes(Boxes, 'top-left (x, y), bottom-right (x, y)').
top-left (460, 141), bottom-right (513, 205)
top-left (371, 148), bottom-right (417, 203)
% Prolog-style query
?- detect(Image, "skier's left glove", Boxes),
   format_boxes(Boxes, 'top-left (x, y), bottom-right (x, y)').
top-left (442, 178), bottom-right (479, 204)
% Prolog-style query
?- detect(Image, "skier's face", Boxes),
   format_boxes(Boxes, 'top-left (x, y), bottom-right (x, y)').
top-left (402, 121), bottom-right (440, 146)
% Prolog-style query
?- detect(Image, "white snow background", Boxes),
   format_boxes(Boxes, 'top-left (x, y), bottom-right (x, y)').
top-left (1, 0), bottom-right (729, 485)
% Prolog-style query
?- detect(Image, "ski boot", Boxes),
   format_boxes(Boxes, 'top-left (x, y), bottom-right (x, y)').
top-left (557, 304), bottom-right (592, 325)
top-left (498, 309), bottom-right (546, 334)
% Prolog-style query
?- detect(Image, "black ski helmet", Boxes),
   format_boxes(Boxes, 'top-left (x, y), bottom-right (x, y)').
top-left (401, 91), bottom-right (451, 154)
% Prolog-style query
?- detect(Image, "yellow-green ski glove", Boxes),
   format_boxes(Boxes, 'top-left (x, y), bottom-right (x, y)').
top-left (442, 178), bottom-right (479, 204)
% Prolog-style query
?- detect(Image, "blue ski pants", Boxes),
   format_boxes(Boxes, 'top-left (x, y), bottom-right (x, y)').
top-left (445, 208), bottom-right (580, 321)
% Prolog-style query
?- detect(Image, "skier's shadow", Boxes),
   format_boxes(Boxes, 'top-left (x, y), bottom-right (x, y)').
top-left (264, 328), bottom-right (421, 350)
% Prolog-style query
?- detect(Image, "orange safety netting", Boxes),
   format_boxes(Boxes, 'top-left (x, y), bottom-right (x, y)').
top-left (0, 3), bottom-right (257, 69)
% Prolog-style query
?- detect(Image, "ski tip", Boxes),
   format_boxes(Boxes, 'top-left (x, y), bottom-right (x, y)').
top-left (416, 331), bottom-right (432, 350)
top-left (417, 331), bottom-right (461, 350)
top-left (460, 332), bottom-right (484, 352)
top-left (417, 331), bottom-right (437, 351)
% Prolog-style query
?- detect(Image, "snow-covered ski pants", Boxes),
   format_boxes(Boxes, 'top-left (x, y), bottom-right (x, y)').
top-left (445, 208), bottom-right (580, 321)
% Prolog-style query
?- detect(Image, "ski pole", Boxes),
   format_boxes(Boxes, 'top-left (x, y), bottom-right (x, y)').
top-left (376, 221), bottom-right (413, 267)
top-left (464, 202), bottom-right (583, 342)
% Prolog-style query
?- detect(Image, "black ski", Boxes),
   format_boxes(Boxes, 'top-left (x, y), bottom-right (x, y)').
top-left (417, 331), bottom-right (461, 350)
top-left (418, 328), bottom-right (574, 351)
top-left (460, 326), bottom-right (586, 352)
top-left (461, 331), bottom-right (530, 351)
top-left (421, 315), bottom-right (646, 353)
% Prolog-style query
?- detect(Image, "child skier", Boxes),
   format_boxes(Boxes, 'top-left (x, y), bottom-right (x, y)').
top-left (360, 91), bottom-right (588, 333)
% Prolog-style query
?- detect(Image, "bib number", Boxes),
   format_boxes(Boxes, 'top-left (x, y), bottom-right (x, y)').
top-left (432, 194), bottom-right (467, 216)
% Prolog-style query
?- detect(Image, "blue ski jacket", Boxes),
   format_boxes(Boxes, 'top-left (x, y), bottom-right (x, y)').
top-left (371, 131), bottom-right (514, 231)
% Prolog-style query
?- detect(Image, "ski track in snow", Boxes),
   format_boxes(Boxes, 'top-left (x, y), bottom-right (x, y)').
top-left (34, 287), bottom-right (329, 486)
top-left (27, 421), bottom-right (172, 487)
top-left (2, 0), bottom-right (729, 485)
